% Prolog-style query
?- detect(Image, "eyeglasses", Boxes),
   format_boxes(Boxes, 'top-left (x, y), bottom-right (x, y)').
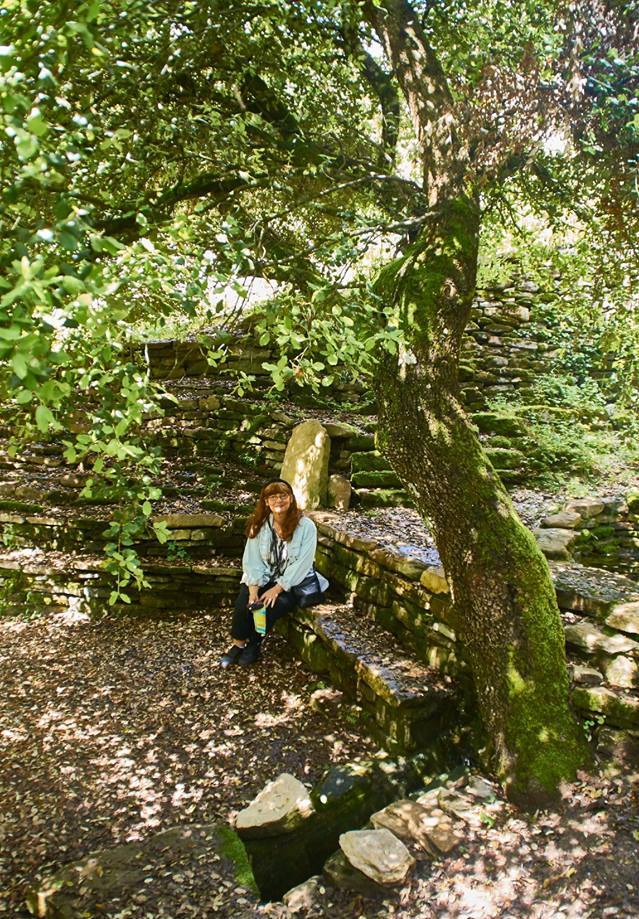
top-left (266, 493), bottom-right (291, 502)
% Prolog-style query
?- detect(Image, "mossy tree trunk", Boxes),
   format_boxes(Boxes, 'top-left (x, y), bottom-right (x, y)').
top-left (373, 199), bottom-right (588, 803)
top-left (364, 0), bottom-right (590, 803)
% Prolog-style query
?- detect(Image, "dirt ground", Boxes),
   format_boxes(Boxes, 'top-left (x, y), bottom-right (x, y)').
top-left (1, 608), bottom-right (638, 919)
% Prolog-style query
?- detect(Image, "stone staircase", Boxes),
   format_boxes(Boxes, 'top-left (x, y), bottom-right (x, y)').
top-left (275, 600), bottom-right (458, 753)
top-left (2, 370), bottom-right (638, 748)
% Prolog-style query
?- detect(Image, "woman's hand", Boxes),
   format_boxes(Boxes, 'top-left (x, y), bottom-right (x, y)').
top-left (259, 584), bottom-right (283, 608)
top-left (248, 585), bottom-right (260, 605)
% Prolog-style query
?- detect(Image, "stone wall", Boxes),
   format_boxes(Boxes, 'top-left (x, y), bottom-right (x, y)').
top-left (142, 280), bottom-right (593, 415)
top-left (0, 551), bottom-right (241, 619)
top-left (310, 512), bottom-right (639, 735)
top-left (535, 494), bottom-right (639, 581)
top-left (140, 281), bottom-right (613, 492)
top-left (0, 506), bottom-right (246, 559)
top-left (311, 512), bottom-right (459, 675)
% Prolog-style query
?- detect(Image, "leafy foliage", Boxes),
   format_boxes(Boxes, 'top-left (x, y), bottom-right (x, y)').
top-left (1, 0), bottom-right (637, 600)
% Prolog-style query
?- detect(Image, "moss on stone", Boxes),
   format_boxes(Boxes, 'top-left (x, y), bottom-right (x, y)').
top-left (216, 825), bottom-right (259, 894)
top-left (352, 470), bottom-right (403, 488)
top-left (0, 499), bottom-right (46, 514)
top-left (350, 450), bottom-right (390, 473)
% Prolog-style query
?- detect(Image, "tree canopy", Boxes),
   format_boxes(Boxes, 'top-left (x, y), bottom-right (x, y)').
top-left (2, 0), bottom-right (638, 799)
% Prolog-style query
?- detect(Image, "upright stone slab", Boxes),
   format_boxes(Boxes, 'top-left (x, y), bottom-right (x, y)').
top-left (235, 774), bottom-right (314, 838)
top-left (281, 420), bottom-right (330, 510)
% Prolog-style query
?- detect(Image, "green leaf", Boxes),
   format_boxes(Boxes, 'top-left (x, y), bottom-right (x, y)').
top-left (11, 352), bottom-right (28, 379)
top-left (0, 327), bottom-right (22, 341)
top-left (16, 132), bottom-right (38, 160)
top-left (35, 404), bottom-right (54, 433)
top-left (60, 232), bottom-right (79, 252)
top-left (26, 112), bottom-right (49, 137)
top-left (153, 521), bottom-right (171, 544)
top-left (15, 389), bottom-right (33, 404)
top-left (63, 443), bottom-right (77, 463)
top-left (61, 275), bottom-right (85, 295)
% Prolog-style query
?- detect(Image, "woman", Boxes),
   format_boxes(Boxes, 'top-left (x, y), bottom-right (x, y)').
top-left (220, 479), bottom-right (328, 667)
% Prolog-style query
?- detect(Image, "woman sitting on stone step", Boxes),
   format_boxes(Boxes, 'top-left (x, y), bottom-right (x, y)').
top-left (220, 479), bottom-right (328, 667)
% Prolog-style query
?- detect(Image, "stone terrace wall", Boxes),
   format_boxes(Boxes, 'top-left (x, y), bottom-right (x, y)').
top-left (150, 386), bottom-right (381, 504)
top-left (143, 282), bottom-right (563, 413)
top-left (536, 494), bottom-right (639, 582)
top-left (311, 511), bottom-right (639, 734)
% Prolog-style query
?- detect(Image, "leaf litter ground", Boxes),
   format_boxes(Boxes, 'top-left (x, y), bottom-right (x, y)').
top-left (0, 608), bottom-right (377, 917)
top-left (1, 605), bottom-right (639, 918)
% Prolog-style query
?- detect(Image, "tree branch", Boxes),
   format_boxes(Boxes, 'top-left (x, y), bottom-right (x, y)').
top-left (361, 0), bottom-right (468, 205)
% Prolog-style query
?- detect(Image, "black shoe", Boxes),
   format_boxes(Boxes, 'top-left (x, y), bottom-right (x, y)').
top-left (220, 645), bottom-right (244, 668)
top-left (238, 639), bottom-right (262, 666)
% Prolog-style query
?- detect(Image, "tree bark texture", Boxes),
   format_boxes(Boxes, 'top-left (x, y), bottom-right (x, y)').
top-left (373, 198), bottom-right (589, 804)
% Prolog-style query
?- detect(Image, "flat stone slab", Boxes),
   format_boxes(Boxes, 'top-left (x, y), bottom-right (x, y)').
top-left (551, 563), bottom-right (639, 618)
top-left (534, 528), bottom-right (579, 559)
top-left (437, 789), bottom-right (487, 828)
top-left (564, 620), bottom-right (639, 656)
top-left (339, 828), bottom-right (415, 885)
top-left (370, 799), bottom-right (438, 853)
top-left (572, 686), bottom-right (639, 728)
top-left (565, 498), bottom-right (606, 518)
top-left (25, 823), bottom-right (258, 919)
top-left (606, 602), bottom-right (639, 638)
top-left (282, 875), bottom-right (325, 913)
top-left (153, 513), bottom-right (225, 528)
top-left (572, 663), bottom-right (604, 686)
top-left (541, 510), bottom-right (583, 529)
top-left (601, 655), bottom-right (638, 689)
top-left (235, 774), bottom-right (314, 838)
top-left (295, 603), bottom-right (454, 712)
top-left (411, 796), bottom-right (464, 853)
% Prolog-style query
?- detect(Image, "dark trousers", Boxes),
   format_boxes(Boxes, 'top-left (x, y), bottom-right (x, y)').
top-left (231, 581), bottom-right (297, 642)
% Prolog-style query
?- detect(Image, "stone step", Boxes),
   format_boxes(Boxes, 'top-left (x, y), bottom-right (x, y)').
top-left (550, 562), bottom-right (639, 618)
top-left (0, 502), bottom-right (248, 558)
top-left (276, 601), bottom-right (458, 754)
top-left (0, 548), bottom-right (241, 617)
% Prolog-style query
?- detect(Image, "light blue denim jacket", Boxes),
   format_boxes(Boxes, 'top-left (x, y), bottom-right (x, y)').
top-left (241, 515), bottom-right (329, 593)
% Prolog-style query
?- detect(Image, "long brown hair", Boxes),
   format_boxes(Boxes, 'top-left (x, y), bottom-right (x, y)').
top-left (246, 480), bottom-right (303, 541)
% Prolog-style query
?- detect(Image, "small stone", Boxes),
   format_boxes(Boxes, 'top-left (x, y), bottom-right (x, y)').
top-left (464, 776), bottom-right (497, 801)
top-left (420, 566), bottom-right (450, 595)
top-left (282, 876), bottom-right (324, 913)
top-left (370, 800), bottom-right (437, 853)
top-left (571, 664), bottom-right (604, 686)
top-left (235, 774), bottom-right (314, 838)
top-left (327, 474), bottom-right (352, 511)
top-left (309, 687), bottom-right (344, 716)
top-left (411, 799), bottom-right (464, 854)
top-left (534, 528), bottom-right (579, 559)
top-left (541, 510), bottom-right (583, 529)
top-left (437, 790), bottom-right (484, 827)
top-left (323, 422), bottom-right (361, 438)
top-left (565, 498), bottom-right (606, 519)
top-left (601, 655), bottom-right (638, 689)
top-left (606, 602), bottom-right (639, 638)
top-left (339, 829), bottom-right (414, 886)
